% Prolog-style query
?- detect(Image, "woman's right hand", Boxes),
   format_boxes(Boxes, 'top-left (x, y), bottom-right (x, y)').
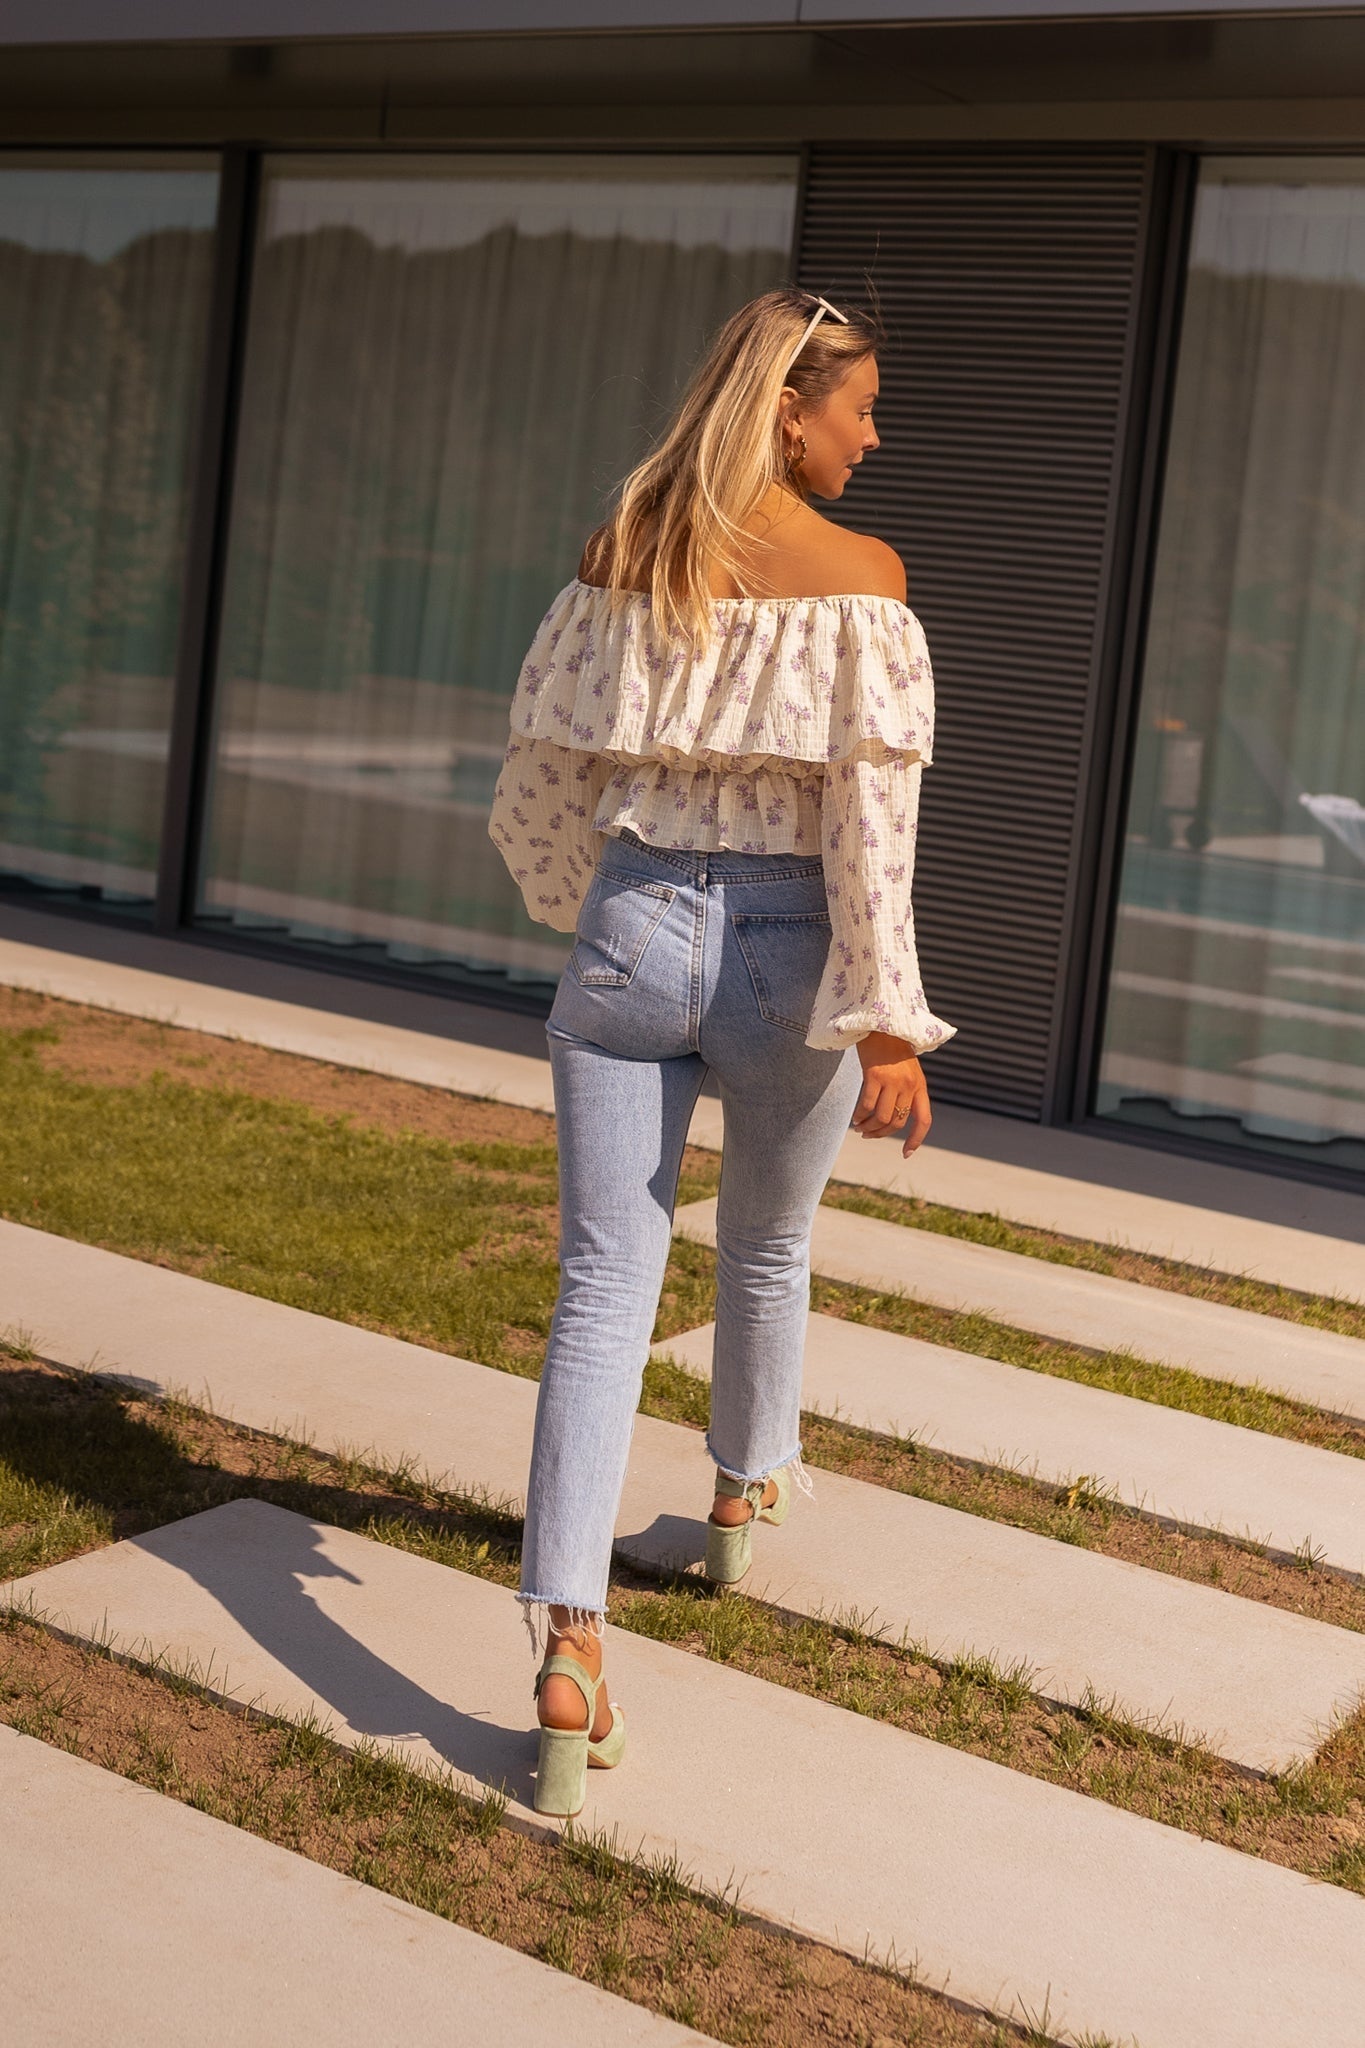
top-left (852, 1032), bottom-right (932, 1156)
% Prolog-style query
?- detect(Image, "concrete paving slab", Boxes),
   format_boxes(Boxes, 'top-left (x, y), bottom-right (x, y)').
top-left (5, 899), bottom-right (1365, 1296)
top-left (0, 1722), bottom-right (708, 2048)
top-left (6, 1499), bottom-right (1365, 2048)
top-left (9, 1218), bottom-right (1365, 1771)
top-left (619, 1414), bottom-right (1365, 1772)
top-left (675, 1197), bottom-right (1365, 1420)
top-left (658, 1311), bottom-right (1365, 1579)
top-left (824, 1103), bottom-right (1365, 1302)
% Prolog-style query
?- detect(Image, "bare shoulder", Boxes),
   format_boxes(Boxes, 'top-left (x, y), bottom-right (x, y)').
top-left (776, 504), bottom-right (907, 602)
top-left (839, 528), bottom-right (907, 604)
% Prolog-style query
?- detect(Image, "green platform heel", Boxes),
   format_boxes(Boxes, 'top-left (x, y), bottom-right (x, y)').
top-left (532, 1654), bottom-right (627, 1818)
top-left (703, 1463), bottom-right (791, 1585)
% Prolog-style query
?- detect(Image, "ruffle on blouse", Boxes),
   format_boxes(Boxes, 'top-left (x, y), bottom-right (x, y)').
top-left (596, 756), bottom-right (826, 854)
top-left (508, 578), bottom-right (935, 775)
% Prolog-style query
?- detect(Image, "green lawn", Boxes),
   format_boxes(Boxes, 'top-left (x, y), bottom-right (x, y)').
top-left (3, 1020), bottom-right (1363, 1472)
top-left (0, 1023), bottom-right (718, 1392)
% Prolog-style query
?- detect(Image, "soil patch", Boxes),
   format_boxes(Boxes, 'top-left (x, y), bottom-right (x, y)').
top-left (0, 984), bottom-right (720, 1184)
top-left (0, 984), bottom-right (551, 1141)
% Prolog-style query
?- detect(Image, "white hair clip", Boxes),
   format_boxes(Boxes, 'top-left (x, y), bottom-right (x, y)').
top-left (784, 293), bottom-right (851, 377)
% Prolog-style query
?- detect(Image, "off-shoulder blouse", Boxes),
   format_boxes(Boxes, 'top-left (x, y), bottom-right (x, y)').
top-left (486, 576), bottom-right (956, 1056)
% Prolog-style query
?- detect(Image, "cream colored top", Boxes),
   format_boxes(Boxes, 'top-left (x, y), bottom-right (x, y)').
top-left (487, 576), bottom-right (956, 1055)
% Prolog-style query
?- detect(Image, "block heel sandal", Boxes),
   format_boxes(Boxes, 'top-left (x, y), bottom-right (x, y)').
top-left (703, 1464), bottom-right (791, 1586)
top-left (532, 1654), bottom-right (627, 1819)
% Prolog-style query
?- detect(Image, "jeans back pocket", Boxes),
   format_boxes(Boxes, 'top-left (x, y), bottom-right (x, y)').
top-left (731, 910), bottom-right (833, 1032)
top-left (568, 871), bottom-right (677, 987)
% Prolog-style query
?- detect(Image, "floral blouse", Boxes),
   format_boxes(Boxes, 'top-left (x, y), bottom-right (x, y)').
top-left (487, 576), bottom-right (956, 1056)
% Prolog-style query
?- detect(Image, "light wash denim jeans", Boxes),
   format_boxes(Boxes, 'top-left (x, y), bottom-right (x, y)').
top-left (518, 825), bottom-right (864, 1648)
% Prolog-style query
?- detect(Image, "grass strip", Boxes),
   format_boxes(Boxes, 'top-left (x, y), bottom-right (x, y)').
top-left (4, 1617), bottom-right (1093, 2048)
top-left (668, 1204), bottom-right (1365, 1465)
top-left (0, 1361), bottom-right (1123, 2048)
top-left (800, 1272), bottom-right (1365, 1464)
top-left (5, 1350), bottom-right (1365, 1909)
top-left (8, 979), bottom-right (1363, 1339)
top-left (0, 1020), bottom-right (716, 1389)
top-left (5, 1010), bottom-right (1365, 1624)
top-left (3, 1018), bottom-right (1364, 1482)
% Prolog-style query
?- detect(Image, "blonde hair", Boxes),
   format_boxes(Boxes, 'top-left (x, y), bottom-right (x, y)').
top-left (583, 285), bottom-right (885, 648)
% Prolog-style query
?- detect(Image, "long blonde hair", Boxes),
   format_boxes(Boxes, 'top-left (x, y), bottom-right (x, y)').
top-left (583, 285), bottom-right (885, 648)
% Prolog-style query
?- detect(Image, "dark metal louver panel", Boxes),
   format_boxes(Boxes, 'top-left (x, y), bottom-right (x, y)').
top-left (798, 145), bottom-right (1149, 1118)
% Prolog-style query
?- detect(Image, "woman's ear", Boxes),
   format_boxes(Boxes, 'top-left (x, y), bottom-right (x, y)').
top-left (776, 383), bottom-right (802, 428)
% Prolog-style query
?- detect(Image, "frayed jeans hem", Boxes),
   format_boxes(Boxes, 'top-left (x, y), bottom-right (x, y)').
top-left (517, 1590), bottom-right (608, 1658)
top-left (705, 1438), bottom-right (816, 1501)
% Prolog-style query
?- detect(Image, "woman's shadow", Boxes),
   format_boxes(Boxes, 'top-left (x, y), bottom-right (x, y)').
top-left (1, 1367), bottom-right (538, 1808)
top-left (138, 1496), bottom-right (539, 1807)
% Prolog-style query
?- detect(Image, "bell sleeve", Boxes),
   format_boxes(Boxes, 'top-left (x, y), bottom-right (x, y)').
top-left (487, 733), bottom-right (615, 934)
top-left (805, 748), bottom-right (957, 1055)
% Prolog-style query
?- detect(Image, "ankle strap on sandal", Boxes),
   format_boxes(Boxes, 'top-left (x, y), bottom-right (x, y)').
top-left (715, 1471), bottom-right (768, 1510)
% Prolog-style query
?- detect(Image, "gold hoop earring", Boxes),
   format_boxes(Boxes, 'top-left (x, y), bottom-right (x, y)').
top-left (784, 429), bottom-right (807, 477)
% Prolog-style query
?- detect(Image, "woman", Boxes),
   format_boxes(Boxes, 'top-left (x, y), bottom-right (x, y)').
top-left (488, 284), bottom-right (955, 1817)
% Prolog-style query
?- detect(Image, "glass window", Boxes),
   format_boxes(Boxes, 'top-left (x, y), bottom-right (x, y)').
top-left (0, 154), bottom-right (219, 911)
top-left (1097, 157), bottom-right (1365, 1176)
top-left (195, 151), bottom-right (798, 996)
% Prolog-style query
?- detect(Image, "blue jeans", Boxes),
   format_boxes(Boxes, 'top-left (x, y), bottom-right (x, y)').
top-left (518, 826), bottom-right (864, 1644)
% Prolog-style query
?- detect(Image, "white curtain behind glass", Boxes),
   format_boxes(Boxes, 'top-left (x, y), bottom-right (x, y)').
top-left (1101, 161), bottom-right (1365, 1154)
top-left (0, 159), bottom-right (217, 903)
top-left (199, 154), bottom-right (797, 983)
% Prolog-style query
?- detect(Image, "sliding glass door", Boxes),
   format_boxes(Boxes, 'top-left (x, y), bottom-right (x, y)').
top-left (0, 154), bottom-right (219, 910)
top-left (193, 151), bottom-right (798, 994)
top-left (1097, 157), bottom-right (1365, 1174)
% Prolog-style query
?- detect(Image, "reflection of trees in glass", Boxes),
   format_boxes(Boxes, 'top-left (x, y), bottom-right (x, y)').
top-left (0, 226), bottom-right (211, 841)
top-left (1144, 263), bottom-right (1365, 841)
top-left (200, 185), bottom-right (793, 960)
top-left (220, 221), bottom-right (782, 702)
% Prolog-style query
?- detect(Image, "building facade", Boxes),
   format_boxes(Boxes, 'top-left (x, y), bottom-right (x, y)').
top-left (3, 5), bottom-right (1365, 1187)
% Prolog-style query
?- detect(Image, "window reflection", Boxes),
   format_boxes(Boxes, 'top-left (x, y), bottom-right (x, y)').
top-left (1099, 158), bottom-right (1365, 1171)
top-left (196, 152), bottom-right (798, 995)
top-left (0, 155), bottom-right (218, 910)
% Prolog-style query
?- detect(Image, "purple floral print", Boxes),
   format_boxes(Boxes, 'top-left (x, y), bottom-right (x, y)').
top-left (487, 578), bottom-right (956, 1056)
